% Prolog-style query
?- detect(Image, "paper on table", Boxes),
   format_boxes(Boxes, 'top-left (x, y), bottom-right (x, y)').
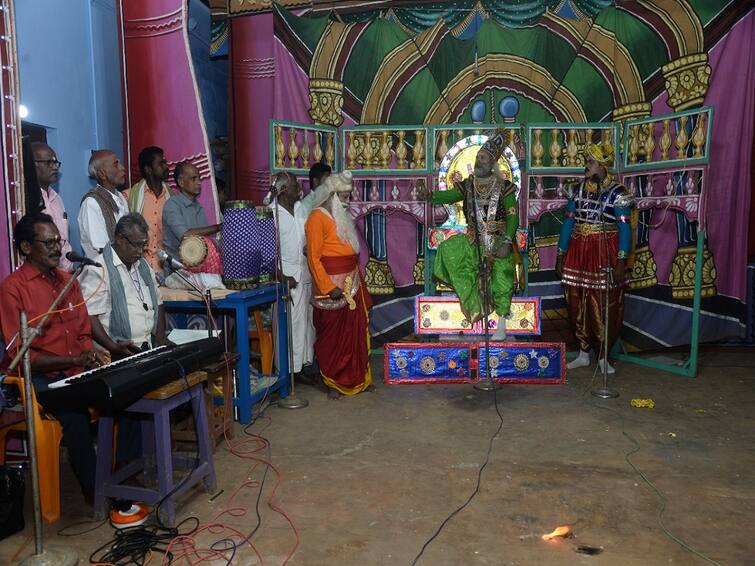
top-left (168, 329), bottom-right (221, 345)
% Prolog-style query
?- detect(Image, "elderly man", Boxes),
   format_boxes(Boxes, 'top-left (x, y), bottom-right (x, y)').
top-left (305, 170), bottom-right (372, 398)
top-left (162, 162), bottom-right (221, 258)
top-left (32, 142), bottom-right (74, 271)
top-left (79, 149), bottom-right (129, 259)
top-left (556, 143), bottom-right (634, 374)
top-left (0, 214), bottom-right (104, 504)
top-left (162, 162), bottom-right (222, 288)
top-left (269, 172), bottom-right (316, 380)
top-left (80, 213), bottom-right (168, 359)
top-left (425, 131), bottom-right (519, 340)
top-left (126, 147), bottom-right (171, 271)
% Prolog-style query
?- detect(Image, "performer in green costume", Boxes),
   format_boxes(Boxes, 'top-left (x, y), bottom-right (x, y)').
top-left (427, 132), bottom-right (519, 339)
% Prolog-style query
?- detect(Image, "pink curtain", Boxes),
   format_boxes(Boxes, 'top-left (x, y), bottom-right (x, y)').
top-left (118, 0), bottom-right (219, 222)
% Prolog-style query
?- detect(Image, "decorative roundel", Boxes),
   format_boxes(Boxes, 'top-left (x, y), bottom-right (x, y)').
top-left (514, 353), bottom-right (530, 371)
top-left (420, 355), bottom-right (437, 374)
top-left (437, 351), bottom-right (448, 361)
top-left (489, 355), bottom-right (500, 369)
top-left (422, 318), bottom-right (432, 328)
top-left (439, 310), bottom-right (450, 321)
top-left (538, 356), bottom-right (550, 369)
top-left (437, 134), bottom-right (521, 227)
top-left (396, 357), bottom-right (407, 369)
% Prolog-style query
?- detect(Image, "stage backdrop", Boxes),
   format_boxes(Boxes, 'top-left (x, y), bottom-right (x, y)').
top-left (118, 0), bottom-right (220, 222)
top-left (229, 0), bottom-right (755, 348)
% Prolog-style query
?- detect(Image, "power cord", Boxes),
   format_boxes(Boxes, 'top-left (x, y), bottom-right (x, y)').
top-left (411, 378), bottom-right (505, 564)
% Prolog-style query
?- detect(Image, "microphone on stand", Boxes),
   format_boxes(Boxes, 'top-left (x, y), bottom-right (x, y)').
top-left (157, 249), bottom-right (185, 271)
top-left (65, 251), bottom-right (101, 267)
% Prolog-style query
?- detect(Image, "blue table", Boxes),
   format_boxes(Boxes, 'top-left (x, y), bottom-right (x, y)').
top-left (164, 284), bottom-right (290, 423)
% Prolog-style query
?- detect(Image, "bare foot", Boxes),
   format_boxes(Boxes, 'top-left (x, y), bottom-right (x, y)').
top-left (327, 389), bottom-right (341, 401)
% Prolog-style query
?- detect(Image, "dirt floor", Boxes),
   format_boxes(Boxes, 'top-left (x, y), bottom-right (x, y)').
top-left (1, 349), bottom-right (753, 565)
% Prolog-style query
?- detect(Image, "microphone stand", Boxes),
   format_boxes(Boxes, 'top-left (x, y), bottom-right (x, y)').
top-left (470, 178), bottom-right (501, 392)
top-left (591, 188), bottom-right (619, 399)
top-left (9, 267), bottom-right (82, 566)
top-left (164, 263), bottom-right (214, 339)
top-left (273, 195), bottom-right (308, 410)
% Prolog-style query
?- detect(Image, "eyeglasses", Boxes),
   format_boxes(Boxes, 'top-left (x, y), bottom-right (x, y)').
top-left (34, 237), bottom-right (66, 249)
top-left (119, 233), bottom-right (148, 250)
top-left (35, 159), bottom-right (62, 168)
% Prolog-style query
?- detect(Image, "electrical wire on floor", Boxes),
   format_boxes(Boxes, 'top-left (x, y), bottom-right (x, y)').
top-left (152, 297), bottom-right (300, 564)
top-left (571, 351), bottom-right (722, 565)
top-left (411, 386), bottom-right (505, 565)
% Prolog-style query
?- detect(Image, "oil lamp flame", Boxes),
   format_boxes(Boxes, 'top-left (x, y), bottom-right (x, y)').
top-left (542, 525), bottom-right (571, 540)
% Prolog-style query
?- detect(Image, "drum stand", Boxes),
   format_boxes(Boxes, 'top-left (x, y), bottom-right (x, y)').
top-left (8, 271), bottom-right (82, 566)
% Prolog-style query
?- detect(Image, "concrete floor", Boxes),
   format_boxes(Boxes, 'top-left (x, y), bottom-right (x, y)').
top-left (1, 349), bottom-right (753, 565)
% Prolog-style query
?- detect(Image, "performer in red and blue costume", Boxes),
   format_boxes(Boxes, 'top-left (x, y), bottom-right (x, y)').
top-left (555, 143), bottom-right (634, 374)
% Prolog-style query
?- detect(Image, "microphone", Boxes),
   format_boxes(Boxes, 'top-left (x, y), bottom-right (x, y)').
top-left (66, 251), bottom-right (101, 267)
top-left (157, 249), bottom-right (185, 271)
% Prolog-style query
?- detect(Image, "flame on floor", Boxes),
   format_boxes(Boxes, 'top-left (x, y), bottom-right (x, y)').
top-left (542, 525), bottom-right (572, 540)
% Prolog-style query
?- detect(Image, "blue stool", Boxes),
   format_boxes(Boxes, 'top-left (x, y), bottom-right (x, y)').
top-left (93, 371), bottom-right (216, 526)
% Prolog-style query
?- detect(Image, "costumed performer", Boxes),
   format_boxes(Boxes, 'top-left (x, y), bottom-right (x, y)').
top-left (555, 142), bottom-right (634, 374)
top-left (304, 170), bottom-right (372, 399)
top-left (424, 131), bottom-right (519, 339)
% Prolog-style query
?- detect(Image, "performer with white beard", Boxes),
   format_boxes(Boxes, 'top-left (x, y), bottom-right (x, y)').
top-left (305, 170), bottom-right (372, 399)
top-left (268, 171), bottom-right (316, 378)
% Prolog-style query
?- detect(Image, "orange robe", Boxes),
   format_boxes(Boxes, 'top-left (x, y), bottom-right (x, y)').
top-left (305, 208), bottom-right (372, 395)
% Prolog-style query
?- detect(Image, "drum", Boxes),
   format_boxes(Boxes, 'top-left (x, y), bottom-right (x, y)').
top-left (179, 235), bottom-right (223, 274)
top-left (221, 200), bottom-right (261, 289)
top-left (256, 207), bottom-right (277, 284)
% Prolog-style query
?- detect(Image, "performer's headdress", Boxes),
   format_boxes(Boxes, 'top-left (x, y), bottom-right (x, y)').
top-left (312, 169), bottom-right (353, 209)
top-left (479, 130), bottom-right (506, 161)
top-left (585, 142), bottom-right (615, 168)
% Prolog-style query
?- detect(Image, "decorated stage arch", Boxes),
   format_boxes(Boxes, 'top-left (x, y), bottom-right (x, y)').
top-left (222, 0), bottom-right (755, 357)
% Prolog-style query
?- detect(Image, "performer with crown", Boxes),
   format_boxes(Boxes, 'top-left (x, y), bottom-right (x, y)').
top-left (424, 132), bottom-right (519, 340)
top-left (556, 143), bottom-right (635, 374)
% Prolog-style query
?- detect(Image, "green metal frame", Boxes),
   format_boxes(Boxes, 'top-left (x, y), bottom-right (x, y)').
top-left (621, 106), bottom-right (714, 172)
top-left (340, 124), bottom-right (432, 176)
top-left (612, 231), bottom-right (705, 377)
top-left (269, 119), bottom-right (340, 175)
top-left (525, 122), bottom-right (620, 175)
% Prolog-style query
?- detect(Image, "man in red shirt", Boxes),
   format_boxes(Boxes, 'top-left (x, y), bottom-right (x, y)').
top-left (0, 213), bottom-right (105, 502)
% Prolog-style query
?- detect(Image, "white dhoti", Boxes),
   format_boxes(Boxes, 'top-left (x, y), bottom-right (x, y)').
top-left (270, 197), bottom-right (317, 374)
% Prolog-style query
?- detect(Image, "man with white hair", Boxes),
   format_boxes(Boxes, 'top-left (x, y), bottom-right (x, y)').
top-left (305, 170), bottom-right (372, 398)
top-left (79, 149), bottom-right (129, 259)
top-left (269, 171), bottom-right (316, 380)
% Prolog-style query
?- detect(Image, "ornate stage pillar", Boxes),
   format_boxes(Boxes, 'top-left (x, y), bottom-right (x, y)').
top-left (309, 78), bottom-right (344, 127)
top-left (662, 54), bottom-right (716, 298)
top-left (612, 102), bottom-right (656, 289)
top-left (363, 180), bottom-right (396, 295)
top-left (414, 221), bottom-right (425, 285)
top-left (230, 14), bottom-right (275, 202)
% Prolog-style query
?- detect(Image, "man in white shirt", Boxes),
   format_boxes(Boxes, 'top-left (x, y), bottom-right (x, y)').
top-left (33, 142), bottom-right (74, 271)
top-left (269, 171), bottom-right (317, 378)
top-left (78, 149), bottom-right (129, 259)
top-left (80, 213), bottom-right (168, 358)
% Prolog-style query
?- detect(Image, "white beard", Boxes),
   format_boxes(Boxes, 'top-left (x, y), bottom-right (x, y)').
top-left (330, 194), bottom-right (360, 254)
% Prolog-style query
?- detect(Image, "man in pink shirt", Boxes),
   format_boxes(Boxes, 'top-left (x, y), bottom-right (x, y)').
top-left (33, 142), bottom-right (74, 271)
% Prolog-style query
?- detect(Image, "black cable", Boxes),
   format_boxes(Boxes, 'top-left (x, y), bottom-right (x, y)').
top-left (411, 387), bottom-right (504, 566)
top-left (411, 178), bottom-right (505, 565)
top-left (57, 517), bottom-right (108, 536)
top-left (88, 516), bottom-right (199, 565)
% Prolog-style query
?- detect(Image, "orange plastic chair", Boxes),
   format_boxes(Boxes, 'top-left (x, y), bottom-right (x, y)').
top-left (248, 310), bottom-right (273, 374)
top-left (0, 376), bottom-right (63, 523)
